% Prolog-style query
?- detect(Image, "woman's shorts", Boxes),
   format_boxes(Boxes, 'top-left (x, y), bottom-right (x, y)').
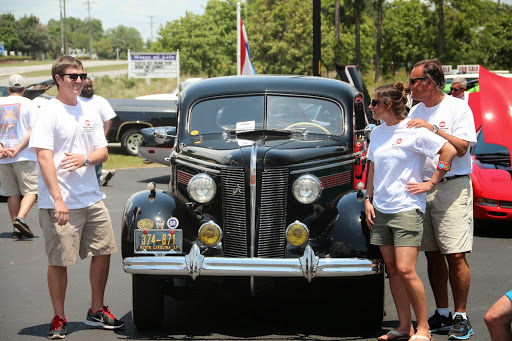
top-left (371, 208), bottom-right (424, 247)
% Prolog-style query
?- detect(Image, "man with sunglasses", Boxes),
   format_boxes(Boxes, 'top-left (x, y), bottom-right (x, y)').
top-left (450, 77), bottom-right (469, 102)
top-left (406, 59), bottom-right (477, 340)
top-left (29, 56), bottom-right (123, 339)
top-left (79, 77), bottom-right (117, 186)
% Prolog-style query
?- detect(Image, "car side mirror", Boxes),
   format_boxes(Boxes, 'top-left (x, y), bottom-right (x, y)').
top-left (364, 124), bottom-right (377, 142)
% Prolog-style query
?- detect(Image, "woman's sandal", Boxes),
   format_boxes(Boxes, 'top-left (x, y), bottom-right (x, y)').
top-left (409, 335), bottom-right (435, 341)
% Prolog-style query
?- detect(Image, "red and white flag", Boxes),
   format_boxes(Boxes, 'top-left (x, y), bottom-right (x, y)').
top-left (240, 18), bottom-right (256, 75)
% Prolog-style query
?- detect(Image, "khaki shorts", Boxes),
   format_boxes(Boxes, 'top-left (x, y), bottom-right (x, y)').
top-left (421, 175), bottom-right (473, 254)
top-left (39, 200), bottom-right (117, 266)
top-left (0, 161), bottom-right (38, 196)
top-left (371, 208), bottom-right (424, 247)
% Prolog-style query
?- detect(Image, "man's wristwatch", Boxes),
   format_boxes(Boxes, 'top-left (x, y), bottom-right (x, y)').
top-left (432, 124), bottom-right (439, 134)
top-left (83, 154), bottom-right (90, 167)
top-left (364, 196), bottom-right (373, 203)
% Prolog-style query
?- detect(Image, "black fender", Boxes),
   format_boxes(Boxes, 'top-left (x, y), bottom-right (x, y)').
top-left (121, 189), bottom-right (177, 258)
top-left (327, 190), bottom-right (381, 259)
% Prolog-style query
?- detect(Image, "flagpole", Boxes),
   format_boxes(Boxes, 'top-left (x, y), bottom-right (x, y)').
top-left (237, 2), bottom-right (241, 76)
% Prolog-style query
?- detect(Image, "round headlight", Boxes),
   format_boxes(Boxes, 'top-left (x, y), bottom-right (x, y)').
top-left (187, 173), bottom-right (216, 203)
top-left (292, 174), bottom-right (322, 204)
top-left (198, 221), bottom-right (222, 246)
top-left (286, 221), bottom-right (309, 246)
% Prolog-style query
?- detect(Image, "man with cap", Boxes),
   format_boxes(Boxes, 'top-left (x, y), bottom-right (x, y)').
top-left (0, 74), bottom-right (38, 239)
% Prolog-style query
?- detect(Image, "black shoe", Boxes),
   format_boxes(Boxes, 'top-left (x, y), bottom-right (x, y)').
top-left (47, 315), bottom-right (67, 339)
top-left (429, 310), bottom-right (453, 332)
top-left (11, 231), bottom-right (22, 240)
top-left (448, 315), bottom-right (474, 339)
top-left (84, 306), bottom-right (124, 329)
top-left (13, 218), bottom-right (34, 238)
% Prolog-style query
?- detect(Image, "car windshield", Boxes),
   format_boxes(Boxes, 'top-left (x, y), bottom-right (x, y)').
top-left (473, 130), bottom-right (510, 155)
top-left (188, 95), bottom-right (343, 135)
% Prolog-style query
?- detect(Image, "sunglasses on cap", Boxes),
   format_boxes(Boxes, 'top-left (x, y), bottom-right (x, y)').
top-left (59, 73), bottom-right (87, 81)
top-left (450, 87), bottom-right (463, 92)
top-left (370, 99), bottom-right (380, 106)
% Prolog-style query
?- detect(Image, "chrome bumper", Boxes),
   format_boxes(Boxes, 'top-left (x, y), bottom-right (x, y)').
top-left (123, 244), bottom-right (383, 282)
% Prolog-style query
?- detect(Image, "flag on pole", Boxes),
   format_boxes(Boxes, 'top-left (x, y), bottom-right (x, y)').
top-left (240, 18), bottom-right (256, 75)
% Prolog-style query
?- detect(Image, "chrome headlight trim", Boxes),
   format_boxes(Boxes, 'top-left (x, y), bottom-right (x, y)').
top-left (187, 173), bottom-right (217, 203)
top-left (198, 221), bottom-right (223, 246)
top-left (285, 221), bottom-right (310, 246)
top-left (292, 174), bottom-right (322, 204)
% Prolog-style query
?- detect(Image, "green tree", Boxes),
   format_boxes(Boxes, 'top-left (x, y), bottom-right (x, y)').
top-left (94, 38), bottom-right (114, 59)
top-left (0, 13), bottom-right (21, 52)
top-left (106, 25), bottom-right (144, 59)
top-left (16, 15), bottom-right (50, 59)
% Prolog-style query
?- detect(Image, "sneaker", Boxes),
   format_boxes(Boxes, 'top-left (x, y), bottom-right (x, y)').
top-left (448, 315), bottom-right (474, 339)
top-left (11, 231), bottom-right (22, 240)
top-left (13, 218), bottom-right (34, 238)
top-left (100, 170), bottom-right (115, 186)
top-left (429, 310), bottom-right (453, 332)
top-left (47, 315), bottom-right (67, 339)
top-left (84, 306), bottom-right (124, 329)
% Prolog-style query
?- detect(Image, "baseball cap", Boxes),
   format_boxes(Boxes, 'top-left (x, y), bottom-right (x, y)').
top-left (8, 74), bottom-right (26, 88)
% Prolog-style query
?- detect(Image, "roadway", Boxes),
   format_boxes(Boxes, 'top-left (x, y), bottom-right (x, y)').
top-left (0, 60), bottom-right (128, 85)
top-left (0, 166), bottom-right (511, 340)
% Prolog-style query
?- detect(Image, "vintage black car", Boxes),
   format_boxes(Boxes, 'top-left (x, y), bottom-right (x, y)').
top-left (121, 75), bottom-right (384, 330)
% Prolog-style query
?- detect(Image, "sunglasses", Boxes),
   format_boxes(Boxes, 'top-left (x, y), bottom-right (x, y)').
top-left (60, 73), bottom-right (87, 81)
top-left (409, 76), bottom-right (428, 85)
top-left (370, 99), bottom-right (380, 106)
top-left (450, 87), bottom-right (463, 92)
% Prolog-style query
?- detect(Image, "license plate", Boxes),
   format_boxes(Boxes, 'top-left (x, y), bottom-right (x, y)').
top-left (134, 229), bottom-right (183, 254)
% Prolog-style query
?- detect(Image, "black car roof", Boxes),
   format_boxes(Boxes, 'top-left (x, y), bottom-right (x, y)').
top-left (181, 75), bottom-right (360, 105)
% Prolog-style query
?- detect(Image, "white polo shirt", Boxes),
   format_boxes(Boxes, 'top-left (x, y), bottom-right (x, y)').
top-left (29, 98), bottom-right (107, 209)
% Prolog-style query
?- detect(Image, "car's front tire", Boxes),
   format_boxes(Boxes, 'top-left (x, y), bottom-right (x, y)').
top-left (121, 129), bottom-right (144, 156)
top-left (132, 275), bottom-right (163, 330)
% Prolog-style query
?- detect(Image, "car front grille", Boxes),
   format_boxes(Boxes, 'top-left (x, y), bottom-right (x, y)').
top-left (221, 167), bottom-right (288, 258)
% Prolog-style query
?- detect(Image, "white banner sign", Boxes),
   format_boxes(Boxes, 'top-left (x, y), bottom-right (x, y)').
top-left (457, 64), bottom-right (480, 74)
top-left (128, 51), bottom-right (179, 79)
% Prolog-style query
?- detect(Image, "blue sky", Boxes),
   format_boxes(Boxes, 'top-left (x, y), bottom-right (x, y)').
top-left (4, 0), bottom-right (210, 42)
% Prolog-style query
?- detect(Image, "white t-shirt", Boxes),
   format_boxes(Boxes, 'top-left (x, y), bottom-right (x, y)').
top-left (368, 119), bottom-right (447, 214)
top-left (78, 95), bottom-right (116, 123)
top-left (29, 98), bottom-right (107, 209)
top-left (0, 95), bottom-right (38, 163)
top-left (409, 95), bottom-right (476, 179)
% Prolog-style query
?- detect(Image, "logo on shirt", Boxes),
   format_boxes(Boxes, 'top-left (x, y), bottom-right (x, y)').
top-left (392, 137), bottom-right (403, 148)
top-left (83, 119), bottom-right (93, 133)
top-left (439, 121), bottom-right (446, 128)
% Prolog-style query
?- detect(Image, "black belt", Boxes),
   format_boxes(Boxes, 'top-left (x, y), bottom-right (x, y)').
top-left (440, 174), bottom-right (469, 183)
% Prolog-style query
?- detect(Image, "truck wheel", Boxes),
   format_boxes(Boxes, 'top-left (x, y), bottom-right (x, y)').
top-left (132, 275), bottom-right (163, 330)
top-left (121, 129), bottom-right (143, 156)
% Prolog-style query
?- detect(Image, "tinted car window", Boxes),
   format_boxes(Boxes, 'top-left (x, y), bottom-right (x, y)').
top-left (189, 95), bottom-right (343, 135)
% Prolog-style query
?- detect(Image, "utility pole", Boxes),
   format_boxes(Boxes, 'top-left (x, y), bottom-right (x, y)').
top-left (63, 0), bottom-right (68, 54)
top-left (147, 15), bottom-right (155, 43)
top-left (312, 0), bottom-right (321, 76)
top-left (335, 0), bottom-right (340, 65)
top-left (84, 0), bottom-right (94, 58)
top-left (59, 0), bottom-right (64, 54)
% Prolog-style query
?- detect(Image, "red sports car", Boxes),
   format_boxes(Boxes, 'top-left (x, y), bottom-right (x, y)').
top-left (468, 67), bottom-right (512, 222)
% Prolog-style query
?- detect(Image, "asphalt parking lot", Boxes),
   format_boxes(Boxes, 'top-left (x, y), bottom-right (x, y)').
top-left (0, 166), bottom-right (511, 341)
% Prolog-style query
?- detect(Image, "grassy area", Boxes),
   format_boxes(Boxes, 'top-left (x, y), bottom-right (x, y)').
top-left (103, 144), bottom-right (166, 170)
top-left (0, 60), bottom-right (53, 67)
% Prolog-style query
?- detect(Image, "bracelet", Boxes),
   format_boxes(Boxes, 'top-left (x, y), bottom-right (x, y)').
top-left (364, 196), bottom-right (373, 203)
top-left (437, 161), bottom-right (451, 171)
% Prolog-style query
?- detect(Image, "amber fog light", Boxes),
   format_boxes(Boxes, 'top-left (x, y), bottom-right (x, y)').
top-left (188, 173), bottom-right (216, 203)
top-left (286, 221), bottom-right (309, 246)
top-left (198, 221), bottom-right (222, 246)
top-left (292, 174), bottom-right (322, 204)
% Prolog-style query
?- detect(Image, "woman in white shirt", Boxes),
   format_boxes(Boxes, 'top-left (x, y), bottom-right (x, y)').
top-left (365, 83), bottom-right (456, 341)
